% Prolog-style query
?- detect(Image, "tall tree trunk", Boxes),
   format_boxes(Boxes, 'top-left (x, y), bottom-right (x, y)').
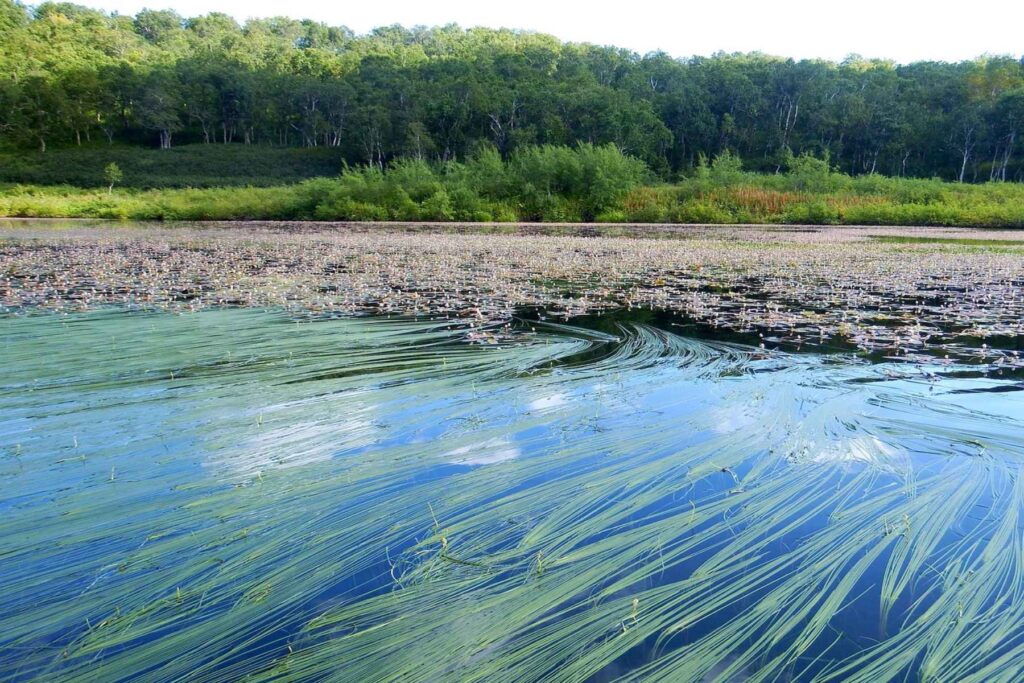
top-left (956, 125), bottom-right (975, 183)
top-left (999, 131), bottom-right (1016, 181)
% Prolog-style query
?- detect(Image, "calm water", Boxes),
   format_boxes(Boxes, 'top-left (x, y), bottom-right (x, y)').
top-left (2, 308), bottom-right (1023, 682)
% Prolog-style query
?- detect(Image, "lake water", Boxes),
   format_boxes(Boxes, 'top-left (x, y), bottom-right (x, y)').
top-left (2, 308), bottom-right (1023, 681)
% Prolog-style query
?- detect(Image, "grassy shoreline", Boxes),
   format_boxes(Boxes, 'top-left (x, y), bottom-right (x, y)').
top-left (3, 146), bottom-right (1024, 227)
top-left (4, 179), bottom-right (1024, 227)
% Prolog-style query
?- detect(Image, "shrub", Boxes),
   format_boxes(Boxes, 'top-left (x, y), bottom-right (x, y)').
top-left (492, 204), bottom-right (519, 222)
top-left (709, 151), bottom-right (745, 185)
top-left (420, 189), bottom-right (454, 221)
top-left (784, 152), bottom-right (848, 193)
top-left (507, 143), bottom-right (648, 221)
top-left (783, 200), bottom-right (840, 224)
top-left (595, 209), bottom-right (628, 223)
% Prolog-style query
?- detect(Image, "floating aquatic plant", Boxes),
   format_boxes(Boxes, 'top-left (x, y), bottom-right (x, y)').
top-left (2, 220), bottom-right (1024, 362)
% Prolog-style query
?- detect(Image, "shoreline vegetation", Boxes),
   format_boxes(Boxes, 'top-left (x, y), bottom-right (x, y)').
top-left (3, 144), bottom-right (1024, 226)
top-left (3, 5), bottom-right (1024, 226)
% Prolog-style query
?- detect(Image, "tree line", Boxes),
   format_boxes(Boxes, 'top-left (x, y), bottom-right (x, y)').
top-left (2, 1), bottom-right (1023, 182)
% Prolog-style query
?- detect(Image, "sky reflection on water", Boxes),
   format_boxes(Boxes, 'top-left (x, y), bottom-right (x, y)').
top-left (1, 308), bottom-right (1023, 682)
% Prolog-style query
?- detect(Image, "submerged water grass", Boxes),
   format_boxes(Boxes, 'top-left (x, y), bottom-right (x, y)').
top-left (1, 308), bottom-right (1023, 681)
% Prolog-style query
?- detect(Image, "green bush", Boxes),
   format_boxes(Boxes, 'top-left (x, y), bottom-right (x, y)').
top-left (420, 189), bottom-right (454, 221)
top-left (492, 204), bottom-right (520, 222)
top-left (595, 210), bottom-right (628, 223)
top-left (784, 152), bottom-right (847, 193)
top-left (783, 200), bottom-right (840, 224)
top-left (506, 143), bottom-right (649, 221)
top-left (709, 150), bottom-right (745, 185)
top-left (4, 144), bottom-right (1024, 226)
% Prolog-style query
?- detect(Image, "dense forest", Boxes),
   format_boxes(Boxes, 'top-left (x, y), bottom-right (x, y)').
top-left (1, 1), bottom-right (1023, 183)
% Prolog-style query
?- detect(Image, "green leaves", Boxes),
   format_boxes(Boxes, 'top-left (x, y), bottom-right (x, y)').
top-left (102, 161), bottom-right (121, 193)
top-left (1, 6), bottom-right (1021, 181)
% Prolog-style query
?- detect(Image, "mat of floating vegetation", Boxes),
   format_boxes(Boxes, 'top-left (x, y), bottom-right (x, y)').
top-left (2, 221), bottom-right (1023, 364)
top-left (1, 307), bottom-right (1024, 681)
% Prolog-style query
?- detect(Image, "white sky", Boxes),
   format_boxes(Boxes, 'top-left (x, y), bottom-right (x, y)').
top-left (80, 0), bottom-right (1023, 64)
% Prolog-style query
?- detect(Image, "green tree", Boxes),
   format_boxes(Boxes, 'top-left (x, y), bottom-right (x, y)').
top-left (0, 6), bottom-right (1020, 185)
top-left (103, 161), bottom-right (122, 193)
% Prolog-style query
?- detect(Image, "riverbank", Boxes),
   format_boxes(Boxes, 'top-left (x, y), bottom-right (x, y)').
top-left (3, 149), bottom-right (1024, 226)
